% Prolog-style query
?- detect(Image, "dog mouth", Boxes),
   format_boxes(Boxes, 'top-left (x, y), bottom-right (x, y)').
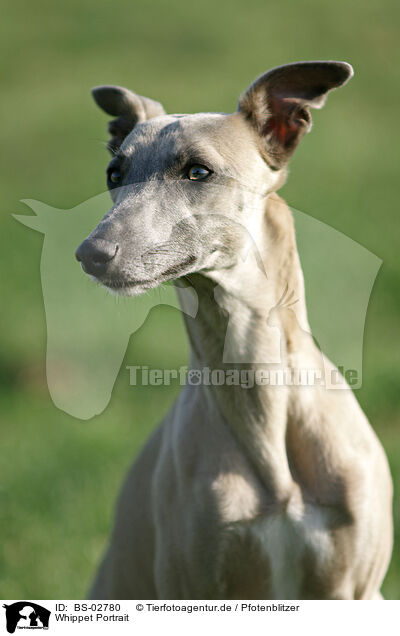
top-left (96, 256), bottom-right (197, 295)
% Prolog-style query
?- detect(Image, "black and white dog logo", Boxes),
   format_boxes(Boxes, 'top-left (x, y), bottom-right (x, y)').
top-left (3, 602), bottom-right (50, 633)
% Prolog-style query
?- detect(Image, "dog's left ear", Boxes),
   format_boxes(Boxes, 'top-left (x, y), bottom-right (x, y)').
top-left (238, 61), bottom-right (353, 168)
top-left (92, 85), bottom-right (166, 153)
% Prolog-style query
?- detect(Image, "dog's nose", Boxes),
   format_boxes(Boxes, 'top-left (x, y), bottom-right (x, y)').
top-left (75, 238), bottom-right (118, 276)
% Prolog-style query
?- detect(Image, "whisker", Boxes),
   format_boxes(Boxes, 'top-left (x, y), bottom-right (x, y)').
top-left (275, 283), bottom-right (289, 307)
top-left (285, 290), bottom-right (296, 304)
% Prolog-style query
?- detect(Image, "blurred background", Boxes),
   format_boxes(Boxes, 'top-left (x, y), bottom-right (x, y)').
top-left (1, 0), bottom-right (399, 599)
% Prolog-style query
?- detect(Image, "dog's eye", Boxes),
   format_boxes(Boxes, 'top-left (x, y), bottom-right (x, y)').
top-left (187, 165), bottom-right (212, 181)
top-left (108, 169), bottom-right (121, 184)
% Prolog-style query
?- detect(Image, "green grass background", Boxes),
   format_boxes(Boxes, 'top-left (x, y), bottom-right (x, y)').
top-left (1, 0), bottom-right (399, 599)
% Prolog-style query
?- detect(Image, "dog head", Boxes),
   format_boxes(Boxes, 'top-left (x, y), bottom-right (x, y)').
top-left (76, 61), bottom-right (352, 295)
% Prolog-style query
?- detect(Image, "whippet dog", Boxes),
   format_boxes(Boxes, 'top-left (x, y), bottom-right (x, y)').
top-left (76, 61), bottom-right (393, 599)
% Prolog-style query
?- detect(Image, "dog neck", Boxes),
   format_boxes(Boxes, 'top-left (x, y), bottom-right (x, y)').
top-left (177, 193), bottom-right (317, 498)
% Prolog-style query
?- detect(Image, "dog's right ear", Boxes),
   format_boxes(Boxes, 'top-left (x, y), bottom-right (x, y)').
top-left (91, 85), bottom-right (166, 153)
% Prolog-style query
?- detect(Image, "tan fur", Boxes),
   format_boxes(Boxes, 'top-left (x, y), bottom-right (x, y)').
top-left (84, 64), bottom-right (393, 599)
top-left (89, 193), bottom-right (393, 599)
